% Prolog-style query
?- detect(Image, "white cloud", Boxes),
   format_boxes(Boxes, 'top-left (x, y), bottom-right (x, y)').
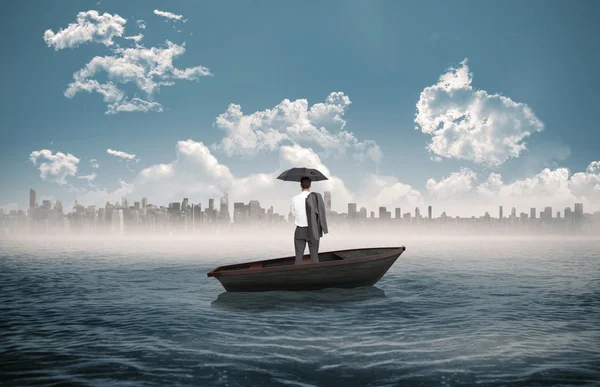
top-left (77, 173), bottom-right (97, 182)
top-left (44, 10), bottom-right (126, 50)
top-left (426, 168), bottom-right (477, 199)
top-left (153, 9), bottom-right (183, 21)
top-left (136, 20), bottom-right (146, 29)
top-left (30, 150), bottom-right (79, 185)
top-left (124, 33), bottom-right (144, 43)
top-left (213, 92), bottom-right (381, 164)
top-left (64, 41), bottom-right (211, 114)
top-left (78, 141), bottom-right (354, 214)
top-left (65, 79), bottom-right (124, 104)
top-left (107, 149), bottom-right (136, 160)
top-left (415, 59), bottom-right (544, 166)
top-left (75, 179), bottom-right (134, 207)
top-left (106, 98), bottom-right (163, 114)
top-left (358, 174), bottom-right (423, 212)
top-left (89, 159), bottom-right (99, 169)
top-left (426, 161), bottom-right (600, 215)
top-left (77, 173), bottom-right (97, 187)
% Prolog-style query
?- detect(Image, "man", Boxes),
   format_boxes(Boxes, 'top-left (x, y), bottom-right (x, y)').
top-left (291, 176), bottom-right (328, 264)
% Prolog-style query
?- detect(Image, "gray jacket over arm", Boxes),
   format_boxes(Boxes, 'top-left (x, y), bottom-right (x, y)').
top-left (305, 192), bottom-right (328, 242)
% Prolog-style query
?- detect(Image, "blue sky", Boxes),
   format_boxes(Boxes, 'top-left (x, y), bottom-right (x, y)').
top-left (1, 0), bottom-right (599, 216)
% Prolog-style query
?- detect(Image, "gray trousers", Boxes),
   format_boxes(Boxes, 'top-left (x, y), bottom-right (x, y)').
top-left (294, 226), bottom-right (319, 264)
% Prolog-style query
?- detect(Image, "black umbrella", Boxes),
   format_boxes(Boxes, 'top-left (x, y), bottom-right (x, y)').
top-left (276, 167), bottom-right (329, 182)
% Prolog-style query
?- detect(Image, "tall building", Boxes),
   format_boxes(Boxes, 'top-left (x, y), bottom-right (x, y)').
top-left (510, 207), bottom-right (517, 219)
top-left (428, 206), bottom-right (432, 219)
top-left (348, 203), bottom-right (357, 219)
top-left (379, 206), bottom-right (386, 219)
top-left (415, 207), bottom-right (420, 218)
top-left (29, 189), bottom-right (36, 208)
top-left (541, 206), bottom-right (553, 221)
top-left (55, 200), bottom-right (63, 214)
top-left (499, 206), bottom-right (503, 219)
top-left (574, 203), bottom-right (583, 223)
top-left (233, 202), bottom-right (247, 224)
top-left (564, 207), bottom-right (572, 220)
top-left (134, 202), bottom-right (140, 211)
top-left (121, 197), bottom-right (128, 209)
top-left (530, 208), bottom-right (536, 220)
top-left (182, 198), bottom-right (189, 210)
top-left (193, 204), bottom-right (202, 226)
top-left (142, 197), bottom-right (148, 209)
top-left (359, 207), bottom-right (367, 219)
top-left (220, 193), bottom-right (230, 222)
top-left (324, 191), bottom-right (332, 214)
top-left (395, 208), bottom-right (401, 219)
top-left (249, 200), bottom-right (261, 223)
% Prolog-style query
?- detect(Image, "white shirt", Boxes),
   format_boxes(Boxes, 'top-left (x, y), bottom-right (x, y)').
top-left (291, 191), bottom-right (310, 227)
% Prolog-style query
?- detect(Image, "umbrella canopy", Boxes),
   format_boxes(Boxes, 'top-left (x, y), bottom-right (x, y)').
top-left (276, 167), bottom-right (329, 182)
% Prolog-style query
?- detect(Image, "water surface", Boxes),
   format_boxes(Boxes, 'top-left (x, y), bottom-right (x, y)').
top-left (1, 236), bottom-right (599, 386)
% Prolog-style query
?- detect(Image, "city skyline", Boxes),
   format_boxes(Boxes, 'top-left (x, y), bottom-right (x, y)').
top-left (3, 187), bottom-right (598, 237)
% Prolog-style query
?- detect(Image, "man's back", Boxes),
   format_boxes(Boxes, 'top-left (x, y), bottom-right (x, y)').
top-left (291, 191), bottom-right (310, 227)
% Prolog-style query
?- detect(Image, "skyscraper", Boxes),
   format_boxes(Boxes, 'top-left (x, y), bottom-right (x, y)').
top-left (428, 206), bottom-right (432, 219)
top-left (415, 207), bottom-right (420, 218)
top-left (510, 207), bottom-right (516, 219)
top-left (324, 191), bottom-right (331, 214)
top-left (182, 198), bottom-right (189, 210)
top-left (542, 207), bottom-right (552, 221)
top-left (208, 198), bottom-right (215, 222)
top-left (499, 206), bottom-right (503, 219)
top-left (220, 193), bottom-right (230, 222)
top-left (395, 208), bottom-right (401, 219)
top-left (359, 207), bottom-right (367, 219)
top-left (142, 197), bottom-right (148, 209)
top-left (29, 189), bottom-right (36, 208)
top-left (249, 200), bottom-right (260, 223)
top-left (55, 200), bottom-right (63, 214)
top-left (233, 202), bottom-right (247, 224)
top-left (530, 208), bottom-right (536, 220)
top-left (574, 203), bottom-right (583, 223)
top-left (348, 203), bottom-right (357, 219)
top-left (564, 207), bottom-right (572, 220)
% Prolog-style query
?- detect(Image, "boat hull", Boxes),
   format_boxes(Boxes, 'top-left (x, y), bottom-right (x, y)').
top-left (209, 247), bottom-right (404, 292)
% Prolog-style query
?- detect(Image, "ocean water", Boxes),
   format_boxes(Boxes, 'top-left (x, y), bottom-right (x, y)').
top-left (1, 236), bottom-right (599, 386)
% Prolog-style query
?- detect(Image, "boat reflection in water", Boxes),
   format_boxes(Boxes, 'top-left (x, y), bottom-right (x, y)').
top-left (211, 286), bottom-right (386, 311)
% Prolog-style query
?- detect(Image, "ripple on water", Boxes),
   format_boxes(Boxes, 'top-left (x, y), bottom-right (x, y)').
top-left (1, 238), bottom-right (600, 386)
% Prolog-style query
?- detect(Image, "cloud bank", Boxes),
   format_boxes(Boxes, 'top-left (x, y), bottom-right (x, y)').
top-left (45, 10), bottom-right (210, 114)
top-left (44, 10), bottom-right (126, 50)
top-left (213, 92), bottom-right (381, 164)
top-left (30, 150), bottom-right (80, 185)
top-left (415, 59), bottom-right (544, 166)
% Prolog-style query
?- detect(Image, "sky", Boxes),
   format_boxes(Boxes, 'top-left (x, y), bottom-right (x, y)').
top-left (1, 0), bottom-right (599, 217)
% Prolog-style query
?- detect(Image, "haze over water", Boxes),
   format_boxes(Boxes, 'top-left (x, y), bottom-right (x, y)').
top-left (1, 234), bottom-right (599, 386)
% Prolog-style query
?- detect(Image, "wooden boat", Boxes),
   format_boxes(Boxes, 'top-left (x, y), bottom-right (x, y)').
top-left (207, 246), bottom-right (406, 292)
